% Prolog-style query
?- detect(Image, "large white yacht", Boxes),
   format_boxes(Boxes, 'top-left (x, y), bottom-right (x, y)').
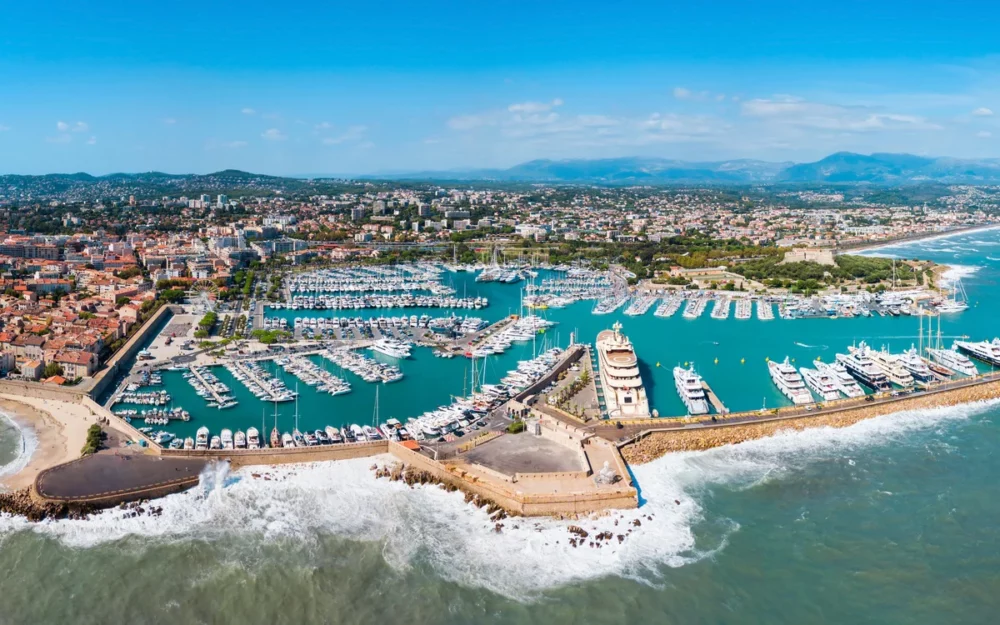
top-left (673, 365), bottom-right (710, 415)
top-left (926, 344), bottom-right (978, 376)
top-left (814, 361), bottom-right (866, 398)
top-left (896, 346), bottom-right (934, 383)
top-left (596, 322), bottom-right (650, 418)
top-left (851, 343), bottom-right (914, 387)
top-left (955, 338), bottom-right (1000, 367)
top-left (370, 338), bottom-right (412, 359)
top-left (799, 367), bottom-right (842, 401)
top-left (768, 357), bottom-right (814, 405)
top-left (836, 345), bottom-right (890, 391)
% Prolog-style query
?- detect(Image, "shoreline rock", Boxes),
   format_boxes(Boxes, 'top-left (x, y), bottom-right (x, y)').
top-left (0, 488), bottom-right (94, 522)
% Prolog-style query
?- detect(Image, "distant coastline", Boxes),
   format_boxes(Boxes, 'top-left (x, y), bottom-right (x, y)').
top-left (846, 223), bottom-right (1000, 255)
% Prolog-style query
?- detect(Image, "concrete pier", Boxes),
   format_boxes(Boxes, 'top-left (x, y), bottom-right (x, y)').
top-left (188, 366), bottom-right (228, 404)
top-left (701, 381), bottom-right (729, 414)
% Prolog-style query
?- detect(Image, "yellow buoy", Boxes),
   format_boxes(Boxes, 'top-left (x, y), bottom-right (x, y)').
top-left (714, 357), bottom-right (718, 364)
top-left (684, 362), bottom-right (689, 367)
top-left (656, 361), bottom-right (660, 367)
top-left (740, 358), bottom-right (745, 364)
top-left (791, 358), bottom-right (795, 362)
top-left (765, 356), bottom-right (770, 362)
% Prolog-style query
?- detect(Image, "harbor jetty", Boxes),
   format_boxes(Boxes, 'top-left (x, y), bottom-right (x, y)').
top-left (620, 372), bottom-right (1000, 464)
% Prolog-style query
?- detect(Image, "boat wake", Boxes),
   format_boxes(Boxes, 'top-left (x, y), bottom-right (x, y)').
top-left (793, 342), bottom-right (827, 349)
top-left (0, 399), bottom-right (997, 598)
top-left (0, 409), bottom-right (36, 484)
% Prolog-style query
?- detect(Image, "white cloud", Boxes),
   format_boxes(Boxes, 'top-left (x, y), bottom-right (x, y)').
top-left (673, 87), bottom-right (692, 100)
top-left (46, 134), bottom-right (72, 144)
top-left (56, 121), bottom-right (89, 132)
top-left (972, 107), bottom-right (994, 117)
top-left (225, 140), bottom-right (249, 148)
top-left (448, 114), bottom-right (492, 131)
top-left (315, 121), bottom-right (333, 130)
top-left (163, 118), bottom-right (177, 125)
top-left (507, 99), bottom-right (563, 114)
top-left (261, 128), bottom-right (287, 141)
top-left (978, 130), bottom-right (992, 138)
top-left (86, 136), bottom-right (97, 145)
top-left (0, 124), bottom-right (9, 132)
top-left (741, 96), bottom-right (941, 131)
top-left (241, 108), bottom-right (256, 115)
top-left (322, 125), bottom-right (367, 145)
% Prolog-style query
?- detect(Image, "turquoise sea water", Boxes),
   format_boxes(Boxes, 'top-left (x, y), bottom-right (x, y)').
top-left (118, 233), bottom-right (997, 440)
top-left (2, 227), bottom-right (1000, 624)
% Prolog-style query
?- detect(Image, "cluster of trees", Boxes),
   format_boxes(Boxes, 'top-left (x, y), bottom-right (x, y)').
top-left (42, 362), bottom-right (64, 378)
top-left (81, 424), bottom-right (104, 456)
top-left (733, 254), bottom-right (916, 287)
top-left (194, 311), bottom-right (218, 339)
top-left (251, 329), bottom-right (291, 344)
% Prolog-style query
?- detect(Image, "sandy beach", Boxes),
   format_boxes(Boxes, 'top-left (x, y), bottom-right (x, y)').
top-left (850, 223), bottom-right (1000, 254)
top-left (0, 395), bottom-right (93, 491)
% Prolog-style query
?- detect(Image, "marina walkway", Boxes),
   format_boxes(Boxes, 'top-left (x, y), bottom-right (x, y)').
top-left (188, 366), bottom-right (227, 404)
top-left (702, 381), bottom-right (729, 414)
top-left (229, 361), bottom-right (285, 401)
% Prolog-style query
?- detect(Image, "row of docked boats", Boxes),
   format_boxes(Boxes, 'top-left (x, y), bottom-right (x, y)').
top-left (466, 314), bottom-right (554, 357)
top-left (406, 348), bottom-right (563, 439)
top-left (295, 314), bottom-right (434, 331)
top-left (275, 355), bottom-right (352, 395)
top-left (624, 295), bottom-right (658, 316)
top-left (286, 264), bottom-right (446, 294)
top-left (225, 361), bottom-right (297, 402)
top-left (288, 294), bottom-right (487, 310)
top-left (113, 390), bottom-right (170, 407)
top-left (182, 366), bottom-right (238, 409)
top-left (114, 407), bottom-right (192, 425)
top-left (475, 266), bottom-right (529, 283)
top-left (321, 348), bottom-right (403, 383)
top-left (765, 338), bottom-right (990, 407)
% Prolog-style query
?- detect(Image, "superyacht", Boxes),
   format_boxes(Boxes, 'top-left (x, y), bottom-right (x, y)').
top-left (955, 338), bottom-right (1000, 367)
top-left (799, 366), bottom-right (842, 401)
top-left (596, 322), bottom-right (651, 418)
top-left (673, 365), bottom-right (710, 415)
top-left (768, 357), bottom-right (814, 405)
top-left (926, 344), bottom-right (978, 376)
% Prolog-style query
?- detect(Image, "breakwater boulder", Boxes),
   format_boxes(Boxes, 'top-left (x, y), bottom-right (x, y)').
top-left (0, 488), bottom-right (94, 521)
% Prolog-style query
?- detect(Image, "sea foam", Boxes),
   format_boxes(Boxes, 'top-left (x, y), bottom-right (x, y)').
top-left (0, 399), bottom-right (996, 597)
top-left (0, 409), bottom-right (37, 484)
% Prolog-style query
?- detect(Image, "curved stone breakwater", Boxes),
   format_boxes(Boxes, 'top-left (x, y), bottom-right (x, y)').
top-left (622, 380), bottom-right (1000, 465)
top-left (0, 488), bottom-right (94, 521)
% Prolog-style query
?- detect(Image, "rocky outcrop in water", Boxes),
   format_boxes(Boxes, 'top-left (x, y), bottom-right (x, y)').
top-left (0, 489), bottom-right (94, 521)
top-left (373, 462), bottom-right (516, 519)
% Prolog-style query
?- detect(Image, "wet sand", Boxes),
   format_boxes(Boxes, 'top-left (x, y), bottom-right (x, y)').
top-left (0, 395), bottom-right (93, 491)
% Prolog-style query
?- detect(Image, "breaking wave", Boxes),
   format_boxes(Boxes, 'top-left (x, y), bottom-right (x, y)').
top-left (0, 400), bottom-right (997, 597)
top-left (940, 264), bottom-right (981, 286)
top-left (0, 409), bottom-right (36, 484)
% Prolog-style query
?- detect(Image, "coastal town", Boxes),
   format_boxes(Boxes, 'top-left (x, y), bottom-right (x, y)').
top-left (0, 172), bottom-right (998, 523)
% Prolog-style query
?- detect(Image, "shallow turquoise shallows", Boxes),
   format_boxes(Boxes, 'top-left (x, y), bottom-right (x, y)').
top-left (2, 227), bottom-right (1000, 625)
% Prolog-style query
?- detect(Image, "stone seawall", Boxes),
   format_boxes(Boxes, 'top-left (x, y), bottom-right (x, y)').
top-left (387, 441), bottom-right (637, 516)
top-left (622, 378), bottom-right (1000, 465)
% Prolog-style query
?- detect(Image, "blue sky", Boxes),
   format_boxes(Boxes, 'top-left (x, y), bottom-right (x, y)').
top-left (2, 0), bottom-right (1000, 175)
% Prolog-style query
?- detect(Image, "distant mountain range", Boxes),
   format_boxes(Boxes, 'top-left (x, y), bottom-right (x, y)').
top-left (8, 154), bottom-right (1000, 196)
top-left (361, 153), bottom-right (1000, 184)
